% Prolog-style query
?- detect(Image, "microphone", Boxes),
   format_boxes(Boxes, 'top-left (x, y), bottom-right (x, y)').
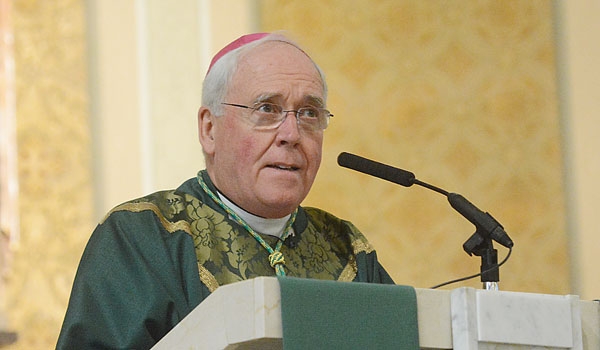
top-left (337, 152), bottom-right (415, 187)
top-left (337, 152), bottom-right (513, 250)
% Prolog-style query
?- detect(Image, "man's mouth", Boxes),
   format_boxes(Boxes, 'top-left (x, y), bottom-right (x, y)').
top-left (267, 164), bottom-right (300, 171)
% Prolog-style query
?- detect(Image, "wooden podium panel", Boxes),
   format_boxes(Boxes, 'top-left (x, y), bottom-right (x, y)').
top-left (151, 277), bottom-right (600, 349)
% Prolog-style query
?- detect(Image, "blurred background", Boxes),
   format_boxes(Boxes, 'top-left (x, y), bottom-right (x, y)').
top-left (0, 0), bottom-right (598, 348)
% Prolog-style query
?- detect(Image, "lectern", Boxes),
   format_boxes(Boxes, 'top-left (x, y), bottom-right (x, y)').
top-left (152, 277), bottom-right (599, 349)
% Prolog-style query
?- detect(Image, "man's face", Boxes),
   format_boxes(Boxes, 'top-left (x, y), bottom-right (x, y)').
top-left (207, 41), bottom-right (325, 218)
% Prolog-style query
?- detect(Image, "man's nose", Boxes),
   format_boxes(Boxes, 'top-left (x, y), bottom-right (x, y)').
top-left (275, 111), bottom-right (301, 145)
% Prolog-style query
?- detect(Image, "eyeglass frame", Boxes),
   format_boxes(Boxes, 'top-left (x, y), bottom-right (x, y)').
top-left (220, 102), bottom-right (333, 131)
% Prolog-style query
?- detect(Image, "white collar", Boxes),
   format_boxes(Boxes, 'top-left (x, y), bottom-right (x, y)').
top-left (217, 192), bottom-right (291, 238)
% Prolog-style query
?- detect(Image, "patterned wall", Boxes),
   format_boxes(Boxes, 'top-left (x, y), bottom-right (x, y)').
top-left (3, 0), bottom-right (568, 348)
top-left (6, 0), bottom-right (93, 348)
top-left (260, 0), bottom-right (568, 293)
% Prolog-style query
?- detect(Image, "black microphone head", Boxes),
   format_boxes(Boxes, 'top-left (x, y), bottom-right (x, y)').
top-left (448, 193), bottom-right (514, 249)
top-left (337, 152), bottom-right (415, 187)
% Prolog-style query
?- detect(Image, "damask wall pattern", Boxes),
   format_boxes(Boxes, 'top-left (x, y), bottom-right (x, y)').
top-left (260, 0), bottom-right (568, 293)
top-left (6, 0), bottom-right (93, 348)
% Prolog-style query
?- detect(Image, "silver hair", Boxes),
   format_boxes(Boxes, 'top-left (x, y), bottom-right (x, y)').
top-left (201, 33), bottom-right (329, 116)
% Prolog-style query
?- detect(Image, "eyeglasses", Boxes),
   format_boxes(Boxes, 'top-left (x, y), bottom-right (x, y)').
top-left (221, 102), bottom-right (333, 131)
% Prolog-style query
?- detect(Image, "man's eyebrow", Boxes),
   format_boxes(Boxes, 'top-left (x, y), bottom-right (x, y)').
top-left (252, 94), bottom-right (325, 107)
top-left (253, 93), bottom-right (281, 104)
top-left (304, 95), bottom-right (325, 107)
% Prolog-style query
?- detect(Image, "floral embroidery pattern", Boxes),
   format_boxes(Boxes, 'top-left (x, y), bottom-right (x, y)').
top-left (121, 190), bottom-right (365, 288)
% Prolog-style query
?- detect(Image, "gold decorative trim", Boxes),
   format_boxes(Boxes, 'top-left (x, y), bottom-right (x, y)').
top-left (198, 264), bottom-right (220, 292)
top-left (352, 239), bottom-right (374, 255)
top-left (101, 202), bottom-right (192, 235)
top-left (338, 255), bottom-right (357, 282)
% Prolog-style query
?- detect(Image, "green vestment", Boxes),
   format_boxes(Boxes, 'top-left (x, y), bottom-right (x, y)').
top-left (57, 171), bottom-right (394, 349)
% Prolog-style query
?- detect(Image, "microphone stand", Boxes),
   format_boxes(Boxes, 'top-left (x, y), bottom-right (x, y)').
top-left (462, 229), bottom-right (499, 290)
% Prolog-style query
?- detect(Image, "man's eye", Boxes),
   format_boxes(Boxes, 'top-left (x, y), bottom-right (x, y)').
top-left (256, 103), bottom-right (280, 114)
top-left (299, 107), bottom-right (318, 119)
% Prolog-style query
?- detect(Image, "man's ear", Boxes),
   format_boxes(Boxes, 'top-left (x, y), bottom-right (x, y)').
top-left (198, 107), bottom-right (216, 155)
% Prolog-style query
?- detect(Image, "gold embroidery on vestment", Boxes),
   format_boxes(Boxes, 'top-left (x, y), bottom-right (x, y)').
top-left (102, 202), bottom-right (192, 235)
top-left (198, 264), bottom-right (219, 292)
top-left (352, 239), bottom-right (374, 254)
top-left (338, 254), bottom-right (357, 282)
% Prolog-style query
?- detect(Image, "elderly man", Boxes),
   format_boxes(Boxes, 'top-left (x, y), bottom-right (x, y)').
top-left (57, 32), bottom-right (393, 349)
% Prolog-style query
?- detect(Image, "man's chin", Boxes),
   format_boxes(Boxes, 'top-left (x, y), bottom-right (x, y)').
top-left (257, 193), bottom-right (304, 218)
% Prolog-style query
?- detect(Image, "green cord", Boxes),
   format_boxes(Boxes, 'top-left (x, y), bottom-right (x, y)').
top-left (197, 173), bottom-right (297, 276)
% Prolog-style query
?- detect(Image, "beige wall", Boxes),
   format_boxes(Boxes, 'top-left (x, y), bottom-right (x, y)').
top-left (7, 0), bottom-right (93, 348)
top-left (2, 0), bottom-right (599, 349)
